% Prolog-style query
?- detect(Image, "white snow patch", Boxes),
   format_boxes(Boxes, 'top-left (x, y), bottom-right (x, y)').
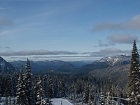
top-left (51, 98), bottom-right (73, 105)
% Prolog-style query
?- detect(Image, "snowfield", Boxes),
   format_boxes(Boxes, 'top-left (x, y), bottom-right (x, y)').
top-left (51, 98), bottom-right (73, 105)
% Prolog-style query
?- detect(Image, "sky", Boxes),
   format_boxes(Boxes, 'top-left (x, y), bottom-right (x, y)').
top-left (0, 0), bottom-right (140, 61)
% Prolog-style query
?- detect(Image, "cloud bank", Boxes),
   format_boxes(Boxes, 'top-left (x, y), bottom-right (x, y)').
top-left (90, 47), bottom-right (130, 57)
top-left (0, 50), bottom-right (78, 56)
top-left (1, 48), bottom-right (133, 61)
top-left (108, 34), bottom-right (139, 44)
top-left (98, 40), bottom-right (109, 47)
top-left (96, 34), bottom-right (139, 48)
top-left (92, 15), bottom-right (140, 31)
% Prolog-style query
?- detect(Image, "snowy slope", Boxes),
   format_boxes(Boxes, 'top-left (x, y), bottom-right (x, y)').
top-left (0, 57), bottom-right (15, 72)
top-left (98, 55), bottom-right (130, 66)
top-left (51, 98), bottom-right (73, 105)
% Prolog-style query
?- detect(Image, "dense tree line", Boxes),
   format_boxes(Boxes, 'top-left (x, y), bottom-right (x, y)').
top-left (0, 68), bottom-right (126, 105)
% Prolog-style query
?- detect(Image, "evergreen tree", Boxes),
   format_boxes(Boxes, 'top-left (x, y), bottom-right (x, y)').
top-left (57, 76), bottom-right (65, 97)
top-left (12, 71), bottom-right (19, 96)
top-left (47, 75), bottom-right (54, 98)
top-left (128, 40), bottom-right (140, 105)
top-left (0, 74), bottom-right (3, 97)
top-left (4, 72), bottom-right (12, 97)
top-left (24, 59), bottom-right (35, 105)
top-left (106, 92), bottom-right (111, 105)
top-left (42, 75), bottom-right (48, 98)
top-left (88, 85), bottom-right (92, 105)
top-left (34, 75), bottom-right (46, 105)
top-left (83, 83), bottom-right (89, 103)
top-left (16, 65), bottom-right (27, 105)
top-left (1, 73), bottom-right (6, 96)
top-left (116, 85), bottom-right (121, 105)
top-left (99, 88), bottom-right (105, 105)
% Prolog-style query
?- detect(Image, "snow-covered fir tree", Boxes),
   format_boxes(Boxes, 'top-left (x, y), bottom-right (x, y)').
top-left (83, 83), bottom-right (89, 103)
top-left (99, 88), bottom-right (105, 105)
top-left (87, 85), bottom-right (92, 105)
top-left (24, 59), bottom-right (35, 105)
top-left (4, 72), bottom-right (13, 105)
top-left (12, 71), bottom-right (19, 97)
top-left (116, 85), bottom-right (121, 105)
top-left (128, 40), bottom-right (140, 105)
top-left (0, 74), bottom-right (3, 97)
top-left (16, 65), bottom-right (27, 105)
top-left (106, 92), bottom-right (111, 105)
top-left (4, 72), bottom-right (12, 97)
top-left (42, 75), bottom-right (48, 98)
top-left (47, 75), bottom-right (54, 98)
top-left (34, 75), bottom-right (46, 105)
top-left (57, 76), bottom-right (65, 97)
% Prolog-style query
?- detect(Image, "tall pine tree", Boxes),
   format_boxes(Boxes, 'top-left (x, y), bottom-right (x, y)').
top-left (16, 65), bottom-right (27, 105)
top-left (34, 75), bottom-right (46, 105)
top-left (4, 72), bottom-right (12, 97)
top-left (47, 75), bottom-right (54, 98)
top-left (24, 59), bottom-right (35, 105)
top-left (128, 40), bottom-right (140, 105)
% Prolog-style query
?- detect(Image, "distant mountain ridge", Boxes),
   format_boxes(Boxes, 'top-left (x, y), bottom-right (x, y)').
top-left (97, 55), bottom-right (130, 66)
top-left (10, 60), bottom-right (93, 73)
top-left (0, 57), bottom-right (15, 73)
top-left (58, 62), bottom-right (77, 73)
top-left (75, 55), bottom-right (130, 75)
top-left (9, 55), bottom-right (131, 75)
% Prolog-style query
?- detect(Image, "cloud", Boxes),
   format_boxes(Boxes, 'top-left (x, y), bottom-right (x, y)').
top-left (100, 47), bottom-right (123, 54)
top-left (0, 50), bottom-right (79, 56)
top-left (98, 40), bottom-right (109, 47)
top-left (0, 46), bottom-right (10, 49)
top-left (0, 16), bottom-right (13, 28)
top-left (108, 34), bottom-right (139, 44)
top-left (89, 47), bottom-right (130, 57)
top-left (2, 48), bottom-right (132, 61)
top-left (92, 14), bottom-right (140, 31)
top-left (5, 46), bottom-right (10, 49)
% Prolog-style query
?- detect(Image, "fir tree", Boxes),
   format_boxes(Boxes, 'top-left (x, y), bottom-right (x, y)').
top-left (42, 75), bottom-right (48, 98)
top-left (4, 72), bottom-right (12, 97)
top-left (47, 75), bottom-right (54, 98)
top-left (83, 83), bottom-right (89, 103)
top-left (106, 92), bottom-right (111, 105)
top-left (0, 74), bottom-right (3, 97)
top-left (99, 88), bottom-right (105, 105)
top-left (128, 40), bottom-right (140, 105)
top-left (34, 75), bottom-right (46, 105)
top-left (88, 85), bottom-right (92, 105)
top-left (116, 85), bottom-right (121, 105)
top-left (57, 76), bottom-right (65, 97)
top-left (12, 71), bottom-right (19, 96)
top-left (24, 59), bottom-right (35, 105)
top-left (16, 65), bottom-right (27, 105)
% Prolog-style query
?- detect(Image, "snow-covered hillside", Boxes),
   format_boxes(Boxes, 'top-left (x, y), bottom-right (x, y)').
top-left (0, 57), bottom-right (15, 72)
top-left (98, 55), bottom-right (130, 66)
top-left (51, 98), bottom-right (73, 105)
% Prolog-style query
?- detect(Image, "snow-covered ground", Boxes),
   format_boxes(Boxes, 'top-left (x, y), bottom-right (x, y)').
top-left (0, 97), bottom-right (126, 105)
top-left (51, 98), bottom-right (73, 105)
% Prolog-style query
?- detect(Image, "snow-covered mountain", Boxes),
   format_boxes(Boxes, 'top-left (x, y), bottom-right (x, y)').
top-left (76, 55), bottom-right (130, 76)
top-left (97, 55), bottom-right (130, 66)
top-left (10, 55), bottom-right (131, 75)
top-left (0, 57), bottom-right (15, 73)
